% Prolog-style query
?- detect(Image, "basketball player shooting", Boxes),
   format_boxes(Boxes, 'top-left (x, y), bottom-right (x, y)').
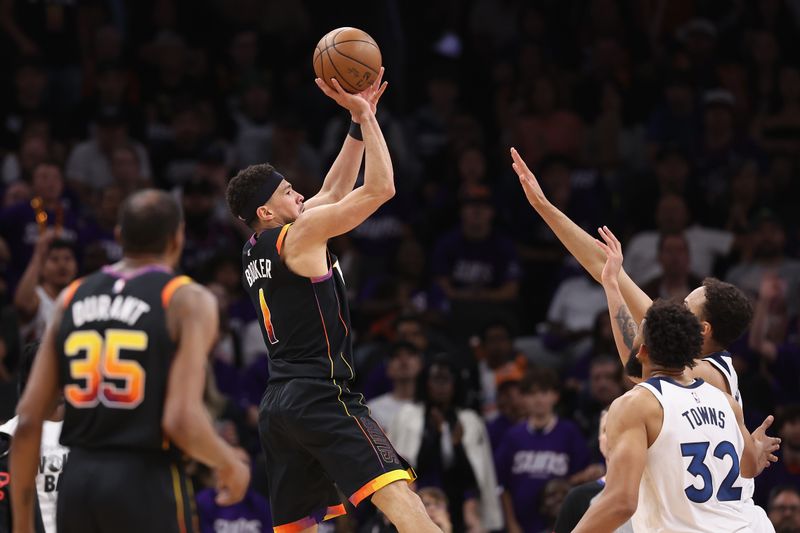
top-left (225, 71), bottom-right (441, 532)
top-left (572, 228), bottom-right (780, 532)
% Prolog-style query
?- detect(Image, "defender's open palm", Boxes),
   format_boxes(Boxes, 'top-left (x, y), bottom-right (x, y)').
top-left (752, 415), bottom-right (781, 474)
top-left (595, 226), bottom-right (623, 286)
top-left (510, 147), bottom-right (547, 207)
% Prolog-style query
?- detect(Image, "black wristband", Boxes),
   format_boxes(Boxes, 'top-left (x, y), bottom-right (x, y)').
top-left (348, 120), bottom-right (363, 141)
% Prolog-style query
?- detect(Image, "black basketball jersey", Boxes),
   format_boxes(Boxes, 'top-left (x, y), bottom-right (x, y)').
top-left (242, 224), bottom-right (354, 382)
top-left (56, 266), bottom-right (192, 451)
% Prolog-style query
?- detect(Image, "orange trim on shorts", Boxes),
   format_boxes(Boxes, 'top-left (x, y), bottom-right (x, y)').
top-left (323, 504), bottom-right (347, 520)
top-left (161, 275), bottom-right (193, 308)
top-left (275, 223), bottom-right (292, 255)
top-left (349, 469), bottom-right (414, 507)
top-left (61, 278), bottom-right (84, 307)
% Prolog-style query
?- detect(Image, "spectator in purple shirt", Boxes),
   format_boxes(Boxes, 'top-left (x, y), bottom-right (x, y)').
top-left (495, 368), bottom-right (591, 533)
top-left (432, 185), bottom-right (521, 338)
top-left (196, 448), bottom-right (271, 533)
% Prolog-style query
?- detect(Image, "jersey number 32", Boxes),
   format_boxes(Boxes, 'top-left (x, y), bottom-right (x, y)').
top-left (681, 440), bottom-right (742, 503)
top-left (64, 329), bottom-right (147, 409)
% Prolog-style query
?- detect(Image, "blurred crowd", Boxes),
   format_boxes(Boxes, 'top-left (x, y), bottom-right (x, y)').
top-left (1, 0), bottom-right (800, 532)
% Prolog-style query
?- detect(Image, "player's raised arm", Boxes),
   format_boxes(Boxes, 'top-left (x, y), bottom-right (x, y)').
top-left (510, 147), bottom-right (652, 323)
top-left (288, 77), bottom-right (394, 245)
top-left (162, 282), bottom-right (249, 505)
top-left (572, 391), bottom-right (651, 533)
top-left (10, 292), bottom-right (65, 533)
top-left (303, 68), bottom-right (388, 211)
top-left (595, 226), bottom-right (642, 379)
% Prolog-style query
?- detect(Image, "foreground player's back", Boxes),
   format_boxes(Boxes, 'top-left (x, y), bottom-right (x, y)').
top-left (634, 377), bottom-right (750, 532)
top-left (56, 266), bottom-right (188, 451)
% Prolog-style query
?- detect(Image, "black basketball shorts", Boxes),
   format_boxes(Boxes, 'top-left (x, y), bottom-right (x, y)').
top-left (57, 448), bottom-right (196, 533)
top-left (259, 377), bottom-right (415, 531)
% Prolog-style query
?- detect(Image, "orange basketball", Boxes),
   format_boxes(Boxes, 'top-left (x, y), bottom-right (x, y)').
top-left (313, 27), bottom-right (382, 94)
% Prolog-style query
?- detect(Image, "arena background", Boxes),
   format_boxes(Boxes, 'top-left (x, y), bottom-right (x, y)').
top-left (1, 1), bottom-right (799, 531)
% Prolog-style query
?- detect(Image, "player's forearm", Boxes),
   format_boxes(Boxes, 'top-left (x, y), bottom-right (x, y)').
top-left (572, 496), bottom-right (633, 533)
top-left (603, 280), bottom-right (638, 366)
top-left (9, 418), bottom-right (43, 531)
top-left (163, 407), bottom-right (237, 470)
top-left (357, 112), bottom-right (395, 199)
top-left (13, 256), bottom-right (42, 319)
top-left (531, 200), bottom-right (607, 281)
top-left (320, 131), bottom-right (364, 202)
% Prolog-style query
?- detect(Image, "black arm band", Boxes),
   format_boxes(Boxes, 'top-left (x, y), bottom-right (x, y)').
top-left (348, 120), bottom-right (363, 141)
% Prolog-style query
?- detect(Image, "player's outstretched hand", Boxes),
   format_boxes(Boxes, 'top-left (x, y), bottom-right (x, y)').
top-left (594, 226), bottom-right (623, 286)
top-left (752, 415), bottom-right (781, 474)
top-left (315, 75), bottom-right (373, 122)
top-left (510, 147), bottom-right (547, 208)
top-left (215, 452), bottom-right (251, 506)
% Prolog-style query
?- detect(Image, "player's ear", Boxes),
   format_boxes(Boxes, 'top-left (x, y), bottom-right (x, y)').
top-left (699, 320), bottom-right (712, 338)
top-left (256, 205), bottom-right (273, 222)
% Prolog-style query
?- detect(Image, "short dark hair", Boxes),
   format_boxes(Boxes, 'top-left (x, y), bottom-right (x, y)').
top-left (520, 367), bottom-right (560, 394)
top-left (657, 231), bottom-right (688, 253)
top-left (47, 238), bottom-right (76, 257)
top-left (18, 342), bottom-right (40, 397)
top-left (643, 299), bottom-right (703, 369)
top-left (226, 163), bottom-right (277, 225)
top-left (390, 341), bottom-right (421, 358)
top-left (768, 485), bottom-right (800, 508)
top-left (118, 189), bottom-right (183, 254)
top-left (701, 278), bottom-right (753, 347)
top-left (416, 353), bottom-right (466, 406)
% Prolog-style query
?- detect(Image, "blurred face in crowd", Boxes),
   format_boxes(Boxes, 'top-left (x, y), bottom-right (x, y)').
top-left (731, 161), bottom-right (758, 204)
top-left (19, 136), bottom-right (48, 179)
top-left (16, 65), bottom-right (47, 105)
top-left (496, 381), bottom-right (523, 421)
top-left (522, 385), bottom-right (558, 419)
top-left (97, 69), bottom-right (127, 104)
top-left (753, 220), bottom-right (786, 260)
top-left (396, 319), bottom-right (428, 352)
top-left (656, 153), bottom-right (689, 194)
top-left (427, 77), bottom-right (458, 111)
top-left (457, 147), bottom-right (486, 186)
top-left (111, 146), bottom-right (142, 186)
top-left (426, 364), bottom-right (455, 407)
top-left (172, 109), bottom-right (204, 147)
top-left (655, 194), bottom-right (689, 233)
top-left (97, 186), bottom-right (124, 228)
top-left (42, 246), bottom-right (78, 289)
top-left (460, 201), bottom-right (494, 240)
top-left (541, 162), bottom-right (571, 209)
top-left (230, 31), bottom-right (258, 69)
top-left (659, 234), bottom-right (690, 278)
top-left (704, 105), bottom-right (734, 139)
top-left (769, 490), bottom-right (800, 533)
top-left (540, 478), bottom-right (571, 520)
top-left (387, 347), bottom-right (423, 383)
top-left (418, 489), bottom-right (450, 530)
top-left (32, 163), bottom-right (64, 202)
top-left (781, 416), bottom-right (800, 452)
top-left (96, 123), bottom-right (128, 153)
top-left (242, 84), bottom-right (271, 121)
top-left (589, 359), bottom-right (623, 406)
top-left (483, 324), bottom-right (513, 367)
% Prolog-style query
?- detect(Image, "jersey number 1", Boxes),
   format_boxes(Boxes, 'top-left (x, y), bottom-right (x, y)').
top-left (64, 329), bottom-right (147, 409)
top-left (681, 440), bottom-right (742, 503)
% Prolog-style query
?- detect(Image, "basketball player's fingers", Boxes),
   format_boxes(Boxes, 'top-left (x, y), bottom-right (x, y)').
top-left (329, 77), bottom-right (349, 97)
top-left (594, 238), bottom-right (612, 257)
top-left (598, 227), bottom-right (616, 250)
top-left (314, 78), bottom-right (337, 99)
top-left (757, 414), bottom-right (774, 433)
top-left (602, 225), bottom-right (622, 251)
top-left (374, 66), bottom-right (385, 89)
top-left (510, 148), bottom-right (532, 176)
top-left (375, 81), bottom-right (388, 101)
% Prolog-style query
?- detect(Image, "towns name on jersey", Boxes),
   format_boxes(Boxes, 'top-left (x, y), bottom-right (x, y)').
top-left (244, 258), bottom-right (272, 287)
top-left (72, 294), bottom-right (151, 327)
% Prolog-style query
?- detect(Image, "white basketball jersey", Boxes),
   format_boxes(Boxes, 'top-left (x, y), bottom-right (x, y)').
top-left (632, 377), bottom-right (750, 533)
